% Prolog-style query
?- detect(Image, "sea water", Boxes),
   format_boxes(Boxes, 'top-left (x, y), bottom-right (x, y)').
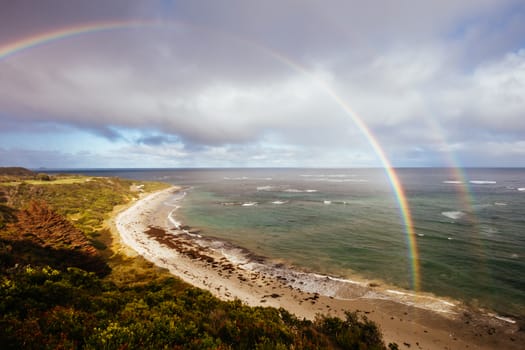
top-left (61, 168), bottom-right (525, 319)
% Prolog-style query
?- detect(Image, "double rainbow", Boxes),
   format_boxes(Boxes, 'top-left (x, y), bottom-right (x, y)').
top-left (0, 20), bottom-right (421, 291)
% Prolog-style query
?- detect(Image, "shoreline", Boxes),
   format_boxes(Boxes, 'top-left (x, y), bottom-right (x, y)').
top-left (115, 187), bottom-right (524, 349)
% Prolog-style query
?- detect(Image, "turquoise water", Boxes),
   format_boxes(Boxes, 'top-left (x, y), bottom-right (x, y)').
top-left (63, 168), bottom-right (525, 319)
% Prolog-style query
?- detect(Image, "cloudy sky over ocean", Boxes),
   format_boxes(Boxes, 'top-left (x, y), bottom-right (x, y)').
top-left (1, 0), bottom-right (524, 168)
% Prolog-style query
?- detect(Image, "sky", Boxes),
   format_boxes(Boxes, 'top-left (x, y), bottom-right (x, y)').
top-left (0, 0), bottom-right (524, 169)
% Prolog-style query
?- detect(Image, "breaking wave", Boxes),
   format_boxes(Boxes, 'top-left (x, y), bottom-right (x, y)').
top-left (442, 211), bottom-right (466, 220)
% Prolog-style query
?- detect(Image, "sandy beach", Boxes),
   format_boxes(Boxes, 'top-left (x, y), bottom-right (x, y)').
top-left (115, 187), bottom-right (524, 349)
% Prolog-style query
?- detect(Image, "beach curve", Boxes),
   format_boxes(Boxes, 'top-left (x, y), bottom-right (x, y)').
top-left (115, 187), bottom-right (525, 350)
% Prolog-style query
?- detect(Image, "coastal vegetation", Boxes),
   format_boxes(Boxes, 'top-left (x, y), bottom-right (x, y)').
top-left (0, 167), bottom-right (388, 349)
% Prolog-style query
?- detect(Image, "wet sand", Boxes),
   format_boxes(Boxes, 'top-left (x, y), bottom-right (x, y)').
top-left (115, 187), bottom-right (524, 349)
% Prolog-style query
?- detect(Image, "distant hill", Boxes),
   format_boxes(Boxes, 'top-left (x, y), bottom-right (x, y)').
top-left (0, 167), bottom-right (35, 177)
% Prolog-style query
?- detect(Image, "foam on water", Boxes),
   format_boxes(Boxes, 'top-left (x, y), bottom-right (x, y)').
top-left (221, 249), bottom-right (251, 265)
top-left (470, 180), bottom-right (497, 184)
top-left (372, 290), bottom-right (458, 314)
top-left (443, 180), bottom-right (463, 184)
top-left (224, 176), bottom-right (272, 181)
top-left (164, 190), bottom-right (187, 206)
top-left (220, 243), bottom-right (460, 314)
top-left (168, 208), bottom-right (203, 238)
top-left (300, 174), bottom-right (357, 178)
top-left (479, 225), bottom-right (499, 236)
top-left (307, 178), bottom-right (369, 183)
top-left (168, 208), bottom-right (182, 229)
top-left (166, 191), bottom-right (189, 230)
top-left (442, 211), bottom-right (466, 220)
top-left (488, 314), bottom-right (517, 324)
top-left (223, 176), bottom-right (249, 180)
top-left (284, 188), bottom-right (318, 193)
top-left (257, 185), bottom-right (322, 192)
top-left (221, 201), bottom-right (269, 206)
top-left (238, 259), bottom-right (373, 300)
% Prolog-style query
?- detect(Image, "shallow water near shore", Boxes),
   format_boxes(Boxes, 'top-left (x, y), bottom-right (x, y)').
top-left (59, 167), bottom-right (525, 320)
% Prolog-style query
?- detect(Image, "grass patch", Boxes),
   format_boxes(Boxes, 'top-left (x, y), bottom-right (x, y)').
top-left (1, 177), bottom-right (89, 186)
top-left (0, 176), bottom-right (171, 238)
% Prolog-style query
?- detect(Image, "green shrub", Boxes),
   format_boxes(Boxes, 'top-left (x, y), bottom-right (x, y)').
top-left (0, 265), bottom-right (387, 349)
top-left (35, 174), bottom-right (51, 181)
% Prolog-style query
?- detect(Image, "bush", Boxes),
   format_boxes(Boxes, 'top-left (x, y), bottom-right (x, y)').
top-left (0, 265), bottom-right (387, 349)
top-left (35, 174), bottom-right (51, 181)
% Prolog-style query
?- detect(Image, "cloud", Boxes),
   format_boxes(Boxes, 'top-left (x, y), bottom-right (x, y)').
top-left (461, 50), bottom-right (525, 129)
top-left (0, 37), bottom-right (359, 148)
top-left (0, 0), bottom-right (524, 167)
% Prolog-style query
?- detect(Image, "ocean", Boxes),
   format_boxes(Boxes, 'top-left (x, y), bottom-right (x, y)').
top-left (58, 168), bottom-right (525, 320)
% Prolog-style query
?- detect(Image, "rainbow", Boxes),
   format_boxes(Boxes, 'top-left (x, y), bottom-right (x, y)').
top-left (427, 119), bottom-right (488, 269)
top-left (254, 49), bottom-right (422, 291)
top-left (0, 20), bottom-right (421, 291)
top-left (339, 99), bottom-right (421, 291)
top-left (0, 20), bottom-right (161, 60)
top-left (338, 97), bottom-right (420, 291)
top-left (424, 117), bottom-right (477, 220)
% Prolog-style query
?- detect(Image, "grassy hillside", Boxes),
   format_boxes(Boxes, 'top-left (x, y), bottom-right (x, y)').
top-left (0, 169), bottom-right (389, 349)
top-left (0, 167), bottom-right (36, 179)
